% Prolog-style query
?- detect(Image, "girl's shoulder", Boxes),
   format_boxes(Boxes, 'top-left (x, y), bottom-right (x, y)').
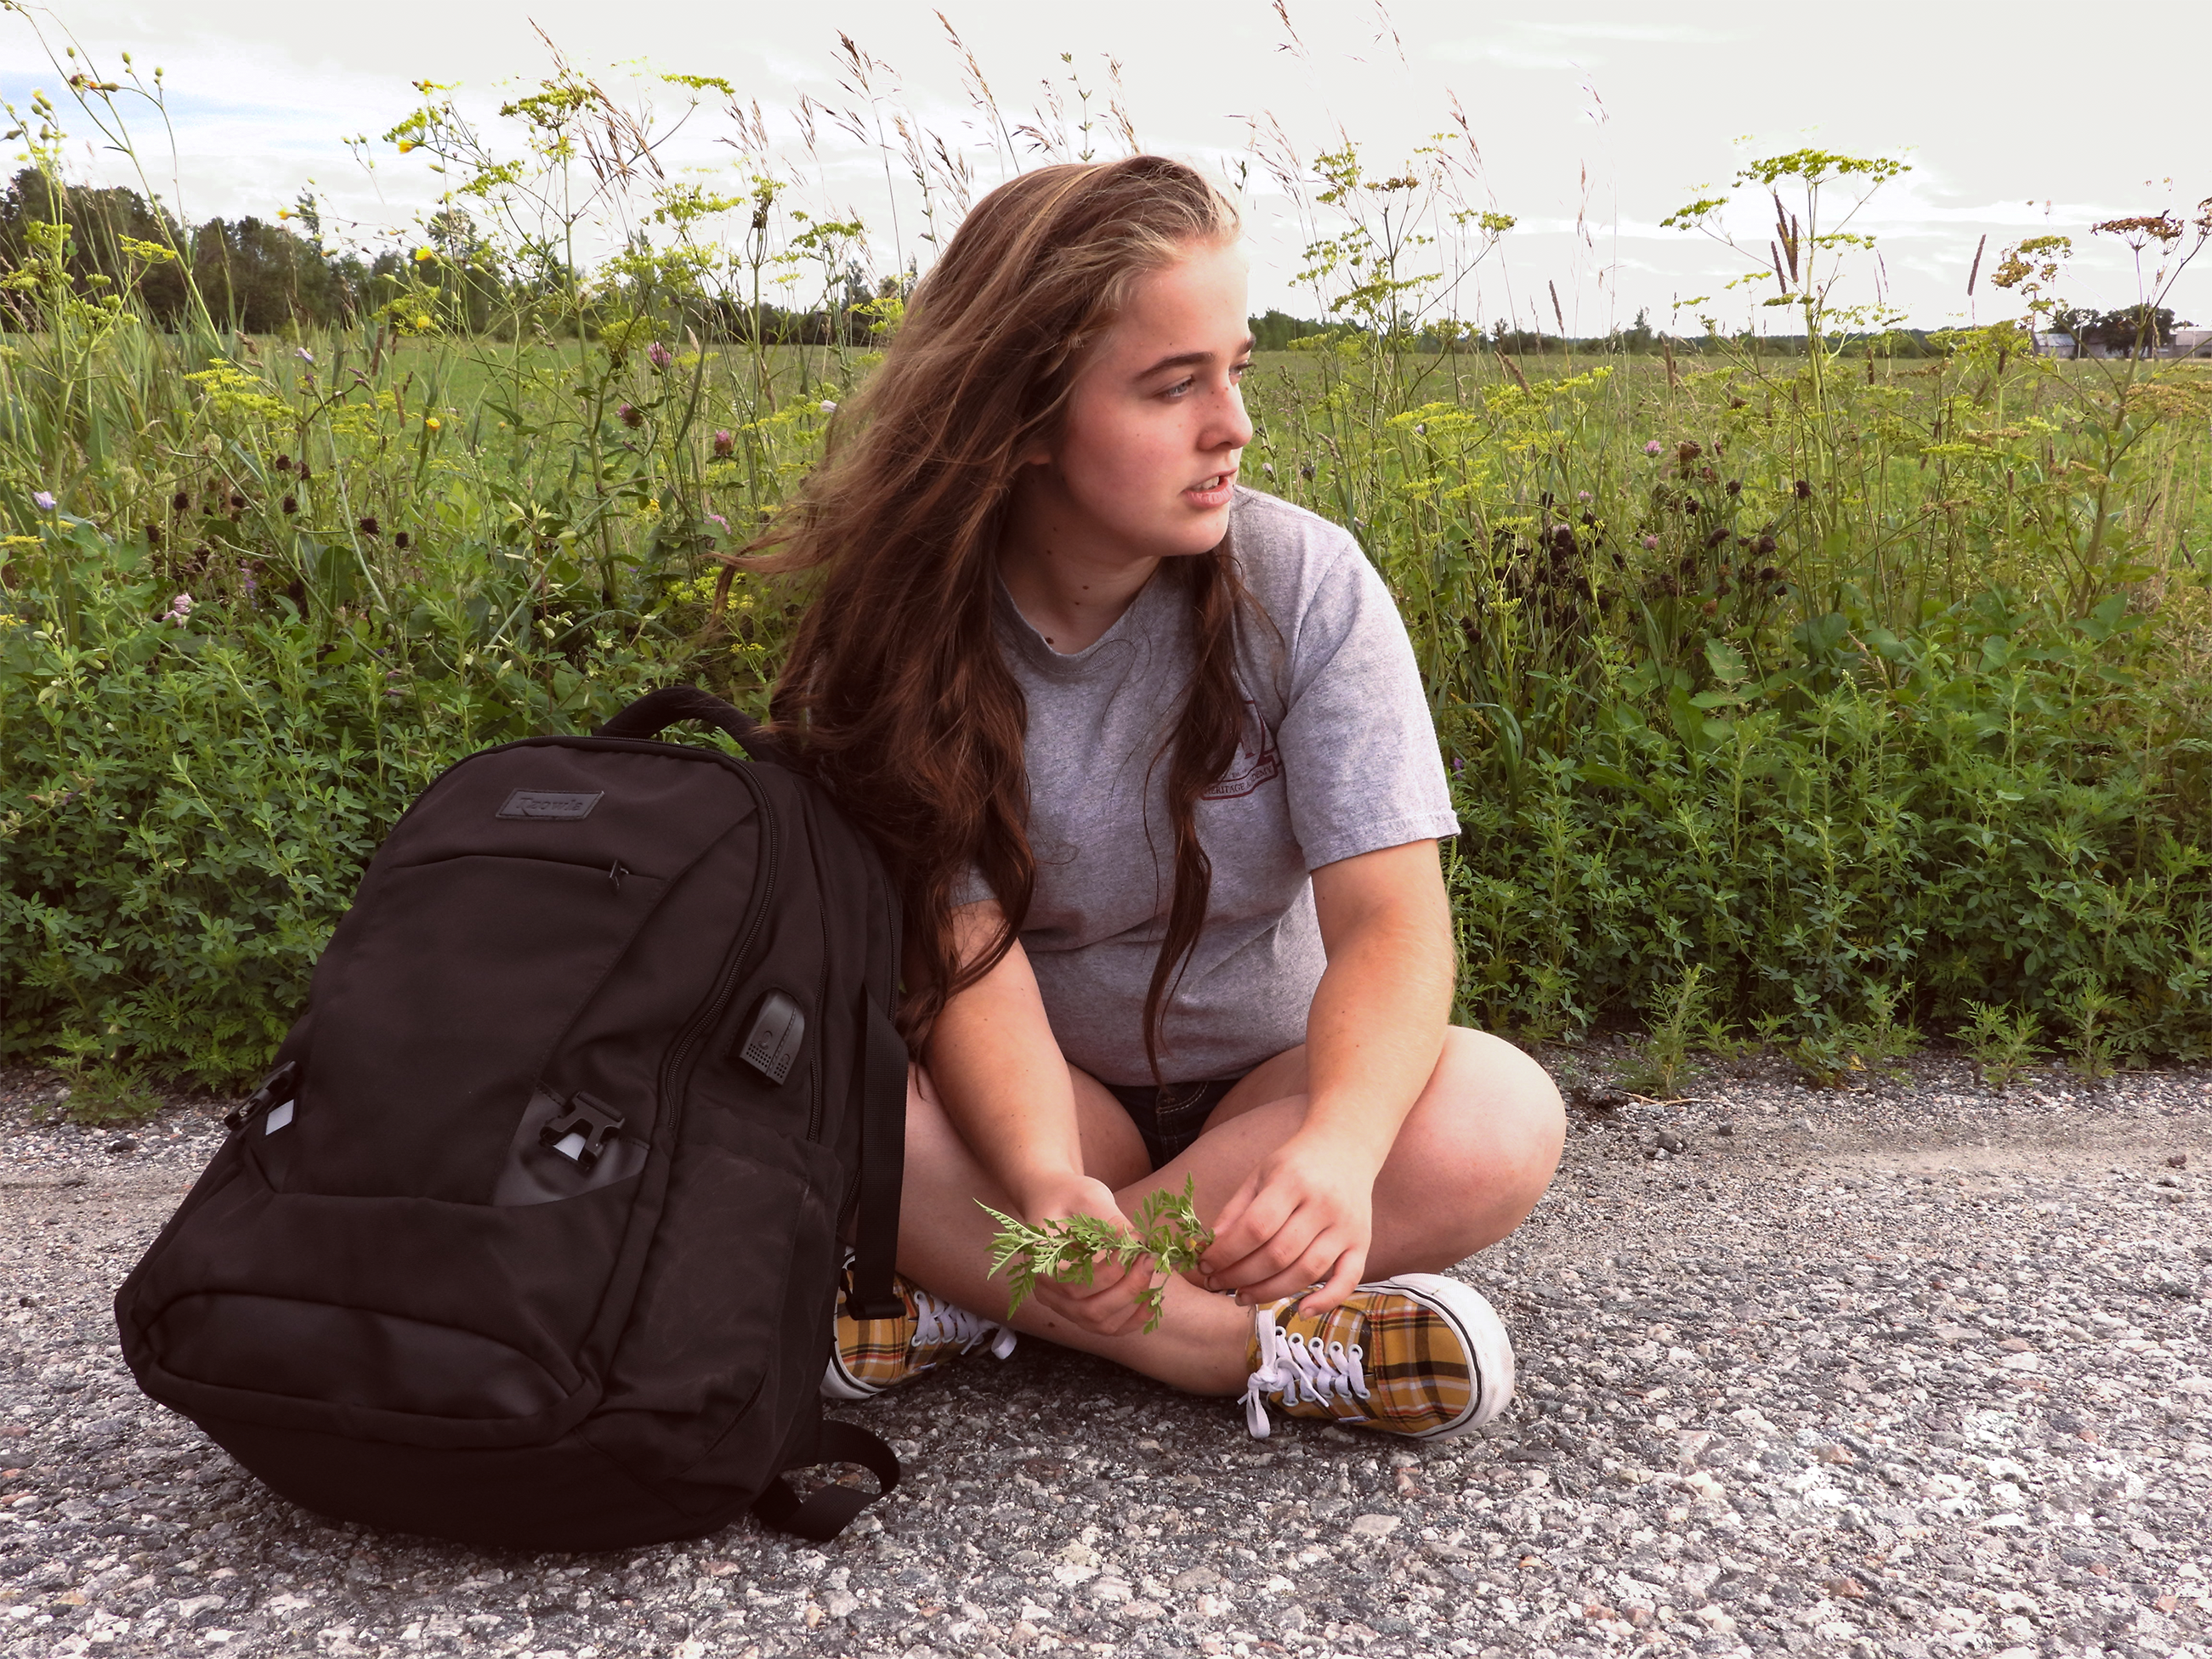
top-left (1227, 487), bottom-right (1370, 614)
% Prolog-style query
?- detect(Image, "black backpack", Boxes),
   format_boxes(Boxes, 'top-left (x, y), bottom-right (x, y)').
top-left (115, 686), bottom-right (909, 1550)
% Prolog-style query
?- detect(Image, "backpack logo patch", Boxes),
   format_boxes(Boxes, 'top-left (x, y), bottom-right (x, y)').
top-left (497, 789), bottom-right (604, 821)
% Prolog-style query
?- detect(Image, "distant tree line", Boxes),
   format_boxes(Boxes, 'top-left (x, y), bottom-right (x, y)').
top-left (2047, 304), bottom-right (2185, 353)
top-left (0, 169), bottom-right (906, 345)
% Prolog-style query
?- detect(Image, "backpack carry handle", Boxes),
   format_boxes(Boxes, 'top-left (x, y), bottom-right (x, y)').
top-left (596, 685), bottom-right (784, 764)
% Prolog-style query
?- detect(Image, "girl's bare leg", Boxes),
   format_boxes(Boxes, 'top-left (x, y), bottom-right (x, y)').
top-left (894, 1028), bottom-right (1564, 1397)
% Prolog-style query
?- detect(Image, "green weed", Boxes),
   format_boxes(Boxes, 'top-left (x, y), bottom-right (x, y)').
top-left (61, 1062), bottom-right (162, 1125)
top-left (1621, 962), bottom-right (1710, 1099)
top-left (981, 1181), bottom-right (1214, 1334)
top-left (1960, 1000), bottom-right (2048, 1090)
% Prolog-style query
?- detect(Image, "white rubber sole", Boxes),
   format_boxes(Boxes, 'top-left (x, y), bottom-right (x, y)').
top-left (1367, 1271), bottom-right (1517, 1438)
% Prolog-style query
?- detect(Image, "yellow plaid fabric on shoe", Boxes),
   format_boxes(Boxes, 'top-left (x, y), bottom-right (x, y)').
top-left (822, 1256), bottom-right (1017, 1401)
top-left (1239, 1272), bottom-right (1514, 1440)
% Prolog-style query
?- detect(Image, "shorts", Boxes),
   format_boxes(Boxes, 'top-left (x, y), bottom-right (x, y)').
top-left (1102, 1076), bottom-right (1247, 1170)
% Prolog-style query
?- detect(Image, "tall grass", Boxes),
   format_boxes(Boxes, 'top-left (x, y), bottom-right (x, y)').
top-left (4, 25), bottom-right (2212, 1084)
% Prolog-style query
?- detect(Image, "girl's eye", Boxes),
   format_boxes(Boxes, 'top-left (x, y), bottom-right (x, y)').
top-left (1164, 377), bottom-right (1196, 399)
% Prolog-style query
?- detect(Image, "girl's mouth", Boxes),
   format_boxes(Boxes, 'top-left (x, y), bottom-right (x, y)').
top-left (1183, 471), bottom-right (1236, 507)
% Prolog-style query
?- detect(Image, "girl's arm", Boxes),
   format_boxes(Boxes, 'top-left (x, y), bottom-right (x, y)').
top-left (1197, 838), bottom-right (1454, 1313)
top-left (921, 900), bottom-right (1158, 1334)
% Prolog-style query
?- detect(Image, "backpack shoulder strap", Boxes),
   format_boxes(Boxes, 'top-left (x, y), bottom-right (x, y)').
top-left (752, 1418), bottom-right (902, 1541)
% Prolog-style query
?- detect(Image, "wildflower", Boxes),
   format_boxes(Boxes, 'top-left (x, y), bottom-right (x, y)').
top-left (1726, 479), bottom-right (1742, 495)
top-left (281, 495), bottom-right (298, 515)
top-left (1412, 423), bottom-right (1426, 435)
top-left (274, 454), bottom-right (292, 473)
top-left (1577, 490), bottom-right (1591, 501)
top-left (241, 569), bottom-right (258, 597)
top-left (277, 208), bottom-right (291, 220)
top-left (424, 416), bottom-right (440, 432)
top-left (1450, 756), bottom-right (1466, 777)
top-left (706, 512), bottom-right (729, 533)
top-left (394, 531), bottom-right (411, 551)
top-left (646, 342), bottom-right (674, 371)
top-left (296, 347), bottom-right (315, 364)
top-left (1676, 440), bottom-right (1701, 463)
top-left (819, 399), bottom-right (837, 414)
top-left (712, 428), bottom-right (734, 458)
top-left (1794, 478), bottom-right (1813, 499)
top-left (32, 490), bottom-right (57, 511)
top-left (163, 592), bottom-right (194, 626)
top-left (1262, 461), bottom-right (1275, 477)
top-left (1643, 440), bottom-right (1663, 456)
top-left (1755, 535), bottom-right (1778, 557)
top-left (618, 404), bottom-right (644, 429)
top-left (297, 463), bottom-right (312, 482)
top-left (145, 523), bottom-right (162, 549)
top-left (229, 493), bottom-right (247, 512)
top-left (358, 515), bottom-right (380, 536)
top-left (1642, 534), bottom-right (1659, 551)
top-left (413, 314), bottom-right (431, 331)
top-left (412, 246), bottom-right (434, 263)
top-left (171, 490), bottom-right (190, 512)
top-left (398, 139), bottom-right (418, 154)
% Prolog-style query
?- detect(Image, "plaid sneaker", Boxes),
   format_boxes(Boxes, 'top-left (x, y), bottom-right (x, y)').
top-left (1239, 1272), bottom-right (1514, 1440)
top-left (822, 1257), bottom-right (1017, 1401)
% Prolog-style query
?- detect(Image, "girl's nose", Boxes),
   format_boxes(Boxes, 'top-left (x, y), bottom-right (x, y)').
top-left (1211, 387), bottom-right (1255, 453)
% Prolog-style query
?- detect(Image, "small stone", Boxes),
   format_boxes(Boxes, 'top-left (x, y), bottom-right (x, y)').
top-left (1171, 1565), bottom-right (1222, 1594)
top-left (108, 1136), bottom-right (139, 1155)
top-left (1655, 1130), bottom-right (1686, 1154)
top-left (1999, 1338), bottom-right (2032, 1353)
top-left (1714, 1120), bottom-right (1735, 1136)
top-left (1347, 1514), bottom-right (1399, 1537)
top-left (2169, 1152), bottom-right (2189, 1169)
top-left (823, 1589), bottom-right (859, 1619)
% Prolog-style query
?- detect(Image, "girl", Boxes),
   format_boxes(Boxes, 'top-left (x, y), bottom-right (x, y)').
top-left (744, 155), bottom-right (1564, 1440)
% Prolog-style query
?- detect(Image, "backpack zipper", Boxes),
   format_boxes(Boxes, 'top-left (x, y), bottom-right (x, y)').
top-left (655, 759), bottom-right (781, 1147)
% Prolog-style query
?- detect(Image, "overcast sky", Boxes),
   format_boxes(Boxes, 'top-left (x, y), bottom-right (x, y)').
top-left (4, 0), bottom-right (2206, 335)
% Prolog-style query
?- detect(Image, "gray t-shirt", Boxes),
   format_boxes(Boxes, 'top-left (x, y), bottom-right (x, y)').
top-left (966, 486), bottom-right (1459, 1084)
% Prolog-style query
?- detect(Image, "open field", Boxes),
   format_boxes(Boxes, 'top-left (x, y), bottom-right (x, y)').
top-left (7, 304), bottom-right (2212, 1087)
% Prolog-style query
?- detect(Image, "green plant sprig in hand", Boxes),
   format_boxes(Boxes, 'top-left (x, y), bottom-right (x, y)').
top-left (980, 1178), bottom-right (1214, 1335)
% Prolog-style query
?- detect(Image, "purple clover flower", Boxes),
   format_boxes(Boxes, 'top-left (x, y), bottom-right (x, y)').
top-left (32, 490), bottom-right (57, 511)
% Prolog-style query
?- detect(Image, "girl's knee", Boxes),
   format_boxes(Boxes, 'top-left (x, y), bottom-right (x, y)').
top-left (1391, 1030), bottom-right (1563, 1256)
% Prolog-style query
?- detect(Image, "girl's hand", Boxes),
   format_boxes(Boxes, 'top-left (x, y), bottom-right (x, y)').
top-left (1197, 1126), bottom-right (1383, 1315)
top-left (1018, 1175), bottom-right (1163, 1339)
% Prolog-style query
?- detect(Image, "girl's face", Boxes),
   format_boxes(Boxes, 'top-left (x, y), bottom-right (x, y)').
top-left (1023, 239), bottom-right (1256, 564)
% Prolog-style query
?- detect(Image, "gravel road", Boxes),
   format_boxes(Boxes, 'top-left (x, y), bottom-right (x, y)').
top-left (0, 1051), bottom-right (2205, 1659)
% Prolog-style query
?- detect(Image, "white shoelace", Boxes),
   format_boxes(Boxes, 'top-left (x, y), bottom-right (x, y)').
top-left (1239, 1304), bottom-right (1370, 1438)
top-left (913, 1289), bottom-right (1018, 1361)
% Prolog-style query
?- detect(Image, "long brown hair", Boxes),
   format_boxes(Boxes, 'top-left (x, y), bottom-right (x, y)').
top-left (729, 156), bottom-right (1249, 1073)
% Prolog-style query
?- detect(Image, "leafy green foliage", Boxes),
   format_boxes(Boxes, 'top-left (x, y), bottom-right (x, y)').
top-left (4, 63), bottom-right (2212, 1095)
top-left (979, 1180), bottom-right (1215, 1334)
